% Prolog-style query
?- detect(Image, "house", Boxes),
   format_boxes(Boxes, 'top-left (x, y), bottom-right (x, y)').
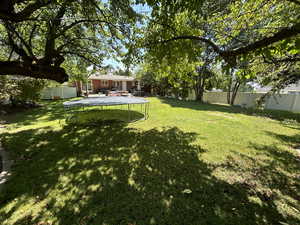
top-left (73, 74), bottom-right (141, 94)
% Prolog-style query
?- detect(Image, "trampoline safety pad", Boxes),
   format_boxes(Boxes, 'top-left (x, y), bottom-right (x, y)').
top-left (63, 96), bottom-right (149, 107)
top-left (63, 96), bottom-right (150, 122)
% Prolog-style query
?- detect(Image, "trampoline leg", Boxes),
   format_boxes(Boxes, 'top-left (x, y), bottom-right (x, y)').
top-left (127, 104), bottom-right (130, 122)
top-left (145, 103), bottom-right (149, 119)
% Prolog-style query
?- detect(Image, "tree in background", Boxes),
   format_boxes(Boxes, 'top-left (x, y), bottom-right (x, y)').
top-left (191, 47), bottom-right (219, 102)
top-left (218, 60), bottom-right (257, 105)
top-left (136, 63), bottom-right (172, 96)
top-left (193, 66), bottom-right (216, 102)
top-left (137, 49), bottom-right (221, 101)
top-left (114, 68), bottom-right (132, 77)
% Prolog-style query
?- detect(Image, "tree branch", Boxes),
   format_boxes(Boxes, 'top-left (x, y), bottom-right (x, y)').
top-left (0, 61), bottom-right (68, 83)
top-left (5, 26), bottom-right (33, 63)
top-left (158, 35), bottom-right (223, 54)
top-left (5, 22), bottom-right (35, 58)
top-left (43, 3), bottom-right (67, 65)
top-left (0, 0), bottom-right (52, 22)
top-left (222, 22), bottom-right (300, 57)
top-left (263, 54), bottom-right (300, 64)
top-left (62, 51), bottom-right (102, 67)
top-left (153, 22), bottom-right (300, 64)
top-left (286, 0), bottom-right (300, 5)
top-left (55, 19), bottom-right (110, 38)
top-left (56, 37), bottom-right (98, 51)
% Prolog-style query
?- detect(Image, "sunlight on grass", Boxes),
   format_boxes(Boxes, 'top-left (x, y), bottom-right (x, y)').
top-left (0, 97), bottom-right (299, 225)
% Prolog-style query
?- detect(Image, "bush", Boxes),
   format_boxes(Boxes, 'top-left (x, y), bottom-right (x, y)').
top-left (13, 78), bottom-right (46, 104)
top-left (0, 76), bottom-right (19, 103)
top-left (1, 76), bottom-right (46, 106)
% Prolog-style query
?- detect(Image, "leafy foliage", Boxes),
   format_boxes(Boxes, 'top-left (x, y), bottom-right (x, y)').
top-left (142, 0), bottom-right (300, 93)
top-left (12, 78), bottom-right (47, 104)
top-left (0, 0), bottom-right (142, 82)
top-left (0, 76), bottom-right (19, 101)
top-left (0, 77), bottom-right (46, 105)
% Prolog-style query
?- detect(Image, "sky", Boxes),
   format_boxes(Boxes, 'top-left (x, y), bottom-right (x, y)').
top-left (101, 3), bottom-right (151, 72)
top-left (103, 58), bottom-right (123, 70)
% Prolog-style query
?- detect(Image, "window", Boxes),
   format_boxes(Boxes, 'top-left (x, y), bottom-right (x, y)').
top-left (101, 80), bottom-right (108, 86)
top-left (113, 81), bottom-right (120, 87)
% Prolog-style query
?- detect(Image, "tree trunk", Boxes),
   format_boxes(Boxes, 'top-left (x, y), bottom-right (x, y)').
top-left (75, 81), bottom-right (82, 97)
top-left (195, 86), bottom-right (204, 102)
top-left (0, 61), bottom-right (68, 83)
top-left (230, 81), bottom-right (241, 105)
top-left (227, 76), bottom-right (232, 104)
top-left (194, 77), bottom-right (205, 102)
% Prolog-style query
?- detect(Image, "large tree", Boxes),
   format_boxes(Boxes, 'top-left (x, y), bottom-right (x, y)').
top-left (0, 0), bottom-right (139, 83)
top-left (143, 0), bottom-right (300, 90)
top-left (145, 0), bottom-right (300, 61)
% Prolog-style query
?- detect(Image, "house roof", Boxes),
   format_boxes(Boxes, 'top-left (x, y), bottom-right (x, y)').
top-left (89, 73), bottom-right (136, 81)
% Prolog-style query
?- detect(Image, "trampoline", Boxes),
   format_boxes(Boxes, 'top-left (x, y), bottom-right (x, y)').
top-left (63, 96), bottom-right (150, 123)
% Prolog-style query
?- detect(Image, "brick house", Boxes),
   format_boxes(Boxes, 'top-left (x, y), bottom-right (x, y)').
top-left (74, 74), bottom-right (141, 94)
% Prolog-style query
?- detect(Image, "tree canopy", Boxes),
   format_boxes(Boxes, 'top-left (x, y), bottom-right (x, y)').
top-left (0, 0), bottom-right (299, 88)
top-left (0, 0), bottom-right (140, 82)
top-left (140, 0), bottom-right (300, 93)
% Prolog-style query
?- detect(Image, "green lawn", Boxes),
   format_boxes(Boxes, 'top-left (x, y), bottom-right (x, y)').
top-left (0, 97), bottom-right (299, 225)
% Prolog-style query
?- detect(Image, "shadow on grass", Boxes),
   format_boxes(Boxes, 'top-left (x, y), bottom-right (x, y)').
top-left (216, 143), bottom-right (300, 225)
top-left (264, 130), bottom-right (300, 149)
top-left (2, 99), bottom-right (146, 126)
top-left (0, 123), bottom-right (298, 224)
top-left (160, 98), bottom-right (300, 123)
top-left (211, 126), bottom-right (300, 224)
top-left (66, 109), bottom-right (145, 125)
top-left (1, 100), bottom-right (67, 126)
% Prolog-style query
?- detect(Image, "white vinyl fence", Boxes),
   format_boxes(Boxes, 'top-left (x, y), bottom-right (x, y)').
top-left (188, 91), bottom-right (300, 113)
top-left (41, 86), bottom-right (77, 100)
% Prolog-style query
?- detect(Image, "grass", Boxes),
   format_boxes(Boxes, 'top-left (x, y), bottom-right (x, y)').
top-left (0, 97), bottom-right (299, 225)
top-left (65, 109), bottom-right (145, 124)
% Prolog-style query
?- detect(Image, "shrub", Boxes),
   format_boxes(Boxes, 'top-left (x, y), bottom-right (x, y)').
top-left (13, 78), bottom-right (46, 104)
top-left (1, 76), bottom-right (46, 106)
top-left (0, 76), bottom-right (19, 103)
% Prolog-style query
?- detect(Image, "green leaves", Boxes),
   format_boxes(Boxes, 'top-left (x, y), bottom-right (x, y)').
top-left (295, 39), bottom-right (300, 49)
top-left (0, 0), bottom-right (142, 81)
top-left (141, 0), bottom-right (300, 97)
